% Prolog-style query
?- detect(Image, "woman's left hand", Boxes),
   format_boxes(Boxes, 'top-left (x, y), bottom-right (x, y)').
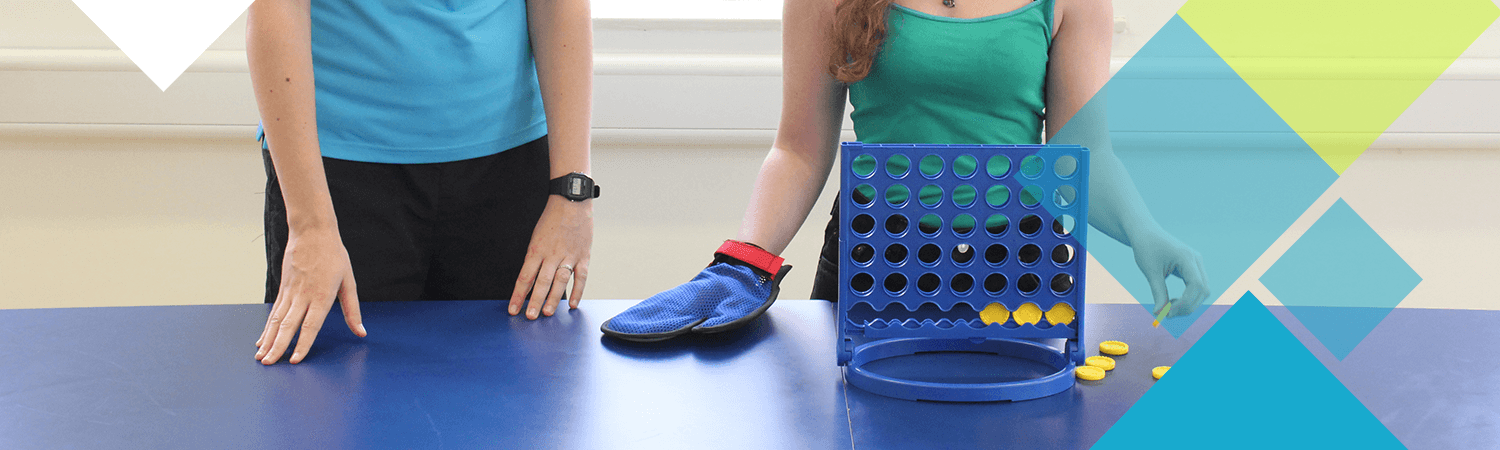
top-left (510, 195), bottom-right (593, 319)
top-left (1129, 227), bottom-right (1211, 319)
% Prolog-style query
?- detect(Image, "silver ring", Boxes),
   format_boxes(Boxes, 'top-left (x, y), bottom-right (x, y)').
top-left (558, 264), bottom-right (574, 273)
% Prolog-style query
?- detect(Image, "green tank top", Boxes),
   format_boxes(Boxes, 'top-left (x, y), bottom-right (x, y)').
top-left (846, 0), bottom-right (1054, 213)
top-left (848, 1), bottom-right (1053, 146)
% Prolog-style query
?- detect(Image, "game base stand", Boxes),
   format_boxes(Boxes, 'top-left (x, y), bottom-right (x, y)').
top-left (837, 142), bottom-right (1090, 402)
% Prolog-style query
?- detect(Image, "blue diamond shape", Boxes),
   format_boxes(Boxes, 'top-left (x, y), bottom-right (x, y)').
top-left (1260, 199), bottom-right (1421, 360)
top-left (1051, 16), bottom-right (1338, 337)
top-left (1092, 292), bottom-right (1406, 450)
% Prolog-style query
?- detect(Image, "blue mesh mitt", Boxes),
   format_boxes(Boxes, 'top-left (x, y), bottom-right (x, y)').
top-left (692, 262), bottom-right (791, 334)
top-left (601, 241), bottom-right (791, 342)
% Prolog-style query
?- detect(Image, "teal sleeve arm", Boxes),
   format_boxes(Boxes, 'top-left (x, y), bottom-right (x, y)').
top-left (1052, 92), bottom-right (1212, 318)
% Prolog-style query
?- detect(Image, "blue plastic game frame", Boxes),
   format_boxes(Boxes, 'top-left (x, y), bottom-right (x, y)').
top-left (838, 142), bottom-right (1089, 402)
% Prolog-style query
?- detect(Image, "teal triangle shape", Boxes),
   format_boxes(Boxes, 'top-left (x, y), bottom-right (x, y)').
top-left (1051, 16), bottom-right (1337, 337)
top-left (1089, 292), bottom-right (1405, 450)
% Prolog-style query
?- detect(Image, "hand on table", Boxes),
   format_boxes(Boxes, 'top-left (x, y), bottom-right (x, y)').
top-left (1129, 228), bottom-right (1210, 319)
top-left (510, 196), bottom-right (592, 320)
top-left (600, 240), bottom-right (790, 342)
top-left (256, 227), bottom-right (366, 365)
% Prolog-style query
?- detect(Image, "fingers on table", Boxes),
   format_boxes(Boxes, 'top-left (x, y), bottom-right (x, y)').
top-left (262, 293), bottom-right (311, 365)
top-left (339, 273), bottom-right (366, 337)
top-left (526, 259), bottom-right (563, 319)
top-left (289, 300), bottom-right (329, 364)
top-left (256, 289), bottom-right (292, 360)
top-left (567, 261), bottom-right (587, 310)
top-left (256, 293), bottom-right (277, 348)
top-left (541, 263), bottom-right (573, 317)
top-left (509, 253), bottom-right (544, 316)
top-left (512, 253), bottom-right (581, 320)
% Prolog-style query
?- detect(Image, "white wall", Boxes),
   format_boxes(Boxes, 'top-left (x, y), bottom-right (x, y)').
top-left (2, 0), bottom-right (1498, 310)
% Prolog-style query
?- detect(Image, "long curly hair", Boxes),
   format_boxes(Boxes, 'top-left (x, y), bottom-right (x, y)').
top-left (829, 0), bottom-right (895, 84)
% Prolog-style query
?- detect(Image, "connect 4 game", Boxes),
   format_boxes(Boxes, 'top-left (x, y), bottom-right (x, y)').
top-left (838, 142), bottom-right (1089, 402)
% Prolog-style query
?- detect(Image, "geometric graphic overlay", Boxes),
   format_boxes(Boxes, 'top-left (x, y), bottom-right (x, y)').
top-left (1178, 0), bottom-right (1500, 175)
top-left (840, 303), bottom-right (1220, 450)
top-left (1260, 199), bottom-right (1422, 360)
top-left (1091, 292), bottom-right (1406, 450)
top-left (1266, 306), bottom-right (1500, 450)
top-left (71, 0), bottom-right (254, 91)
top-left (1052, 16), bottom-right (1337, 337)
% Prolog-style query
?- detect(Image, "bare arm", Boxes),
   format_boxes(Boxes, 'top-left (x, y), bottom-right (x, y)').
top-left (735, 0), bottom-right (850, 255)
top-left (1045, 0), bottom-right (1159, 245)
top-left (1046, 0), bottom-right (1209, 316)
top-left (510, 0), bottom-right (595, 319)
top-left (248, 0), bottom-right (331, 233)
top-left (247, 0), bottom-right (365, 365)
top-left (528, 0), bottom-right (593, 181)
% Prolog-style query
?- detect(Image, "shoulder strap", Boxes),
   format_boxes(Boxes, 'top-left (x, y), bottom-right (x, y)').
top-left (1042, 0), bottom-right (1057, 45)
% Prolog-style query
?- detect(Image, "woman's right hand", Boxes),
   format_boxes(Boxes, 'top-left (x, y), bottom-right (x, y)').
top-left (255, 226), bottom-right (366, 365)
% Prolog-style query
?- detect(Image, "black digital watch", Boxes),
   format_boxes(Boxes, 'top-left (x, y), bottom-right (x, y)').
top-left (549, 172), bottom-right (601, 202)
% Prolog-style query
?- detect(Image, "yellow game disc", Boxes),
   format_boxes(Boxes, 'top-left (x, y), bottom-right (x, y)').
top-left (1152, 366), bottom-right (1170, 380)
top-left (1075, 365), bottom-right (1106, 381)
top-left (1045, 302), bottom-right (1076, 327)
top-left (1013, 302), bottom-right (1043, 326)
top-left (979, 303), bottom-right (1010, 325)
top-left (1099, 340), bottom-right (1129, 356)
top-left (1085, 356), bottom-right (1116, 371)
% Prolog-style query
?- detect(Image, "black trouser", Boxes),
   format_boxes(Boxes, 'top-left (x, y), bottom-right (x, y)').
top-left (809, 202), bottom-right (843, 302)
top-left (262, 136), bottom-right (551, 303)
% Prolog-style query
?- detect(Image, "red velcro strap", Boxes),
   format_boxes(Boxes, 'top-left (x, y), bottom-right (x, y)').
top-left (715, 240), bottom-right (785, 276)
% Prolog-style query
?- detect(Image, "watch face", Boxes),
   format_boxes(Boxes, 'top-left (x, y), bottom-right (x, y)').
top-left (553, 172), bottom-right (595, 201)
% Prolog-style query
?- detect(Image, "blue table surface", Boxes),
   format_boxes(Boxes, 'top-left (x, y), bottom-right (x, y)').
top-left (1, 300), bottom-right (1494, 449)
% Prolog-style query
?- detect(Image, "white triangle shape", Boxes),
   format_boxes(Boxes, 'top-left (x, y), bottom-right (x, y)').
top-left (72, 0), bottom-right (254, 91)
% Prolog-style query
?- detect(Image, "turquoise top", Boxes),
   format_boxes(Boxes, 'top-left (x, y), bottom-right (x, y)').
top-left (307, 0), bottom-right (546, 163)
top-left (848, 0), bottom-right (1053, 146)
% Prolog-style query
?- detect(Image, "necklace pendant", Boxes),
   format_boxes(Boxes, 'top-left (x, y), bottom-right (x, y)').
top-left (942, 0), bottom-right (955, 7)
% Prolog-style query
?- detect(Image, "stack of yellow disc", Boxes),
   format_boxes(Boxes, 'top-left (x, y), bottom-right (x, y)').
top-left (1099, 340), bottom-right (1129, 356)
top-left (1085, 356), bottom-right (1115, 371)
top-left (1074, 365), bottom-right (1105, 381)
top-left (979, 303), bottom-right (1010, 325)
top-left (1013, 303), bottom-right (1043, 326)
top-left (1045, 302), bottom-right (1076, 327)
top-left (1152, 366), bottom-right (1170, 380)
